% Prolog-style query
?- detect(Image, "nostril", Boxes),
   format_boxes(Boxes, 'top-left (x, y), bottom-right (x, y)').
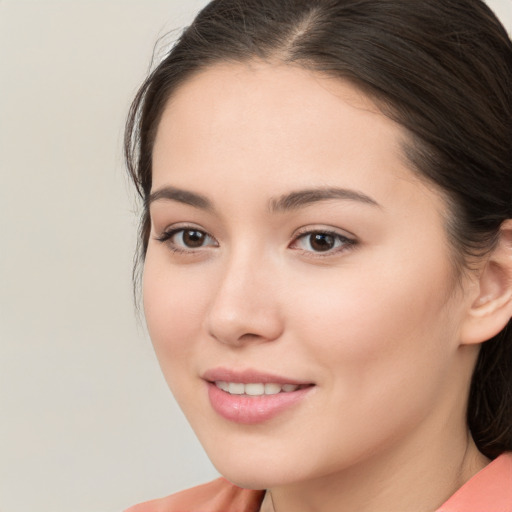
top-left (239, 332), bottom-right (264, 341)
top-left (208, 330), bottom-right (270, 347)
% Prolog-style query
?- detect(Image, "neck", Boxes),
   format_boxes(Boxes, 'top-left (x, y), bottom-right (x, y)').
top-left (261, 430), bottom-right (488, 512)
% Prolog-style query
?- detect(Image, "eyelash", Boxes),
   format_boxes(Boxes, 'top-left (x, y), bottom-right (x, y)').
top-left (154, 226), bottom-right (357, 257)
top-left (155, 226), bottom-right (218, 254)
top-left (290, 229), bottom-right (356, 256)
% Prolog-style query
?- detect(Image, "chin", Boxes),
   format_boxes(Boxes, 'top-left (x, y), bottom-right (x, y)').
top-left (205, 453), bottom-right (270, 489)
top-left (204, 445), bottom-right (311, 490)
top-left (216, 467), bottom-right (288, 491)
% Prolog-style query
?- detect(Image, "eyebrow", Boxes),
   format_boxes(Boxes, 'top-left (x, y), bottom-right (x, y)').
top-left (148, 186), bottom-right (213, 211)
top-left (148, 185), bottom-right (380, 212)
top-left (269, 187), bottom-right (381, 212)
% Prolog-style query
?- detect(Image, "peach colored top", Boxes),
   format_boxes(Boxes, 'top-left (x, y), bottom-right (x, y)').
top-left (125, 452), bottom-right (512, 512)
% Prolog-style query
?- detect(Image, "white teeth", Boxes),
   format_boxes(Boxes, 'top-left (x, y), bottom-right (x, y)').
top-left (216, 381), bottom-right (229, 392)
top-left (228, 382), bottom-right (245, 395)
top-left (264, 383), bottom-right (282, 395)
top-left (245, 383), bottom-right (265, 396)
top-left (215, 381), bottom-right (302, 396)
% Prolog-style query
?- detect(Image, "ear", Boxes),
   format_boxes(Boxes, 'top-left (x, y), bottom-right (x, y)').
top-left (460, 220), bottom-right (512, 345)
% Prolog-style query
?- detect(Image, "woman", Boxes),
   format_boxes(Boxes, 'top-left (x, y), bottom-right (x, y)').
top-left (124, 0), bottom-right (512, 510)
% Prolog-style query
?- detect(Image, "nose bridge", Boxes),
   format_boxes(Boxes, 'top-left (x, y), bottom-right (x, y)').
top-left (205, 242), bottom-right (283, 345)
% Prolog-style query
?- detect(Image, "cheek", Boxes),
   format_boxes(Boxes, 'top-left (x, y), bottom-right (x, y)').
top-left (142, 251), bottom-right (211, 370)
top-left (289, 248), bottom-right (459, 389)
top-left (282, 255), bottom-right (462, 454)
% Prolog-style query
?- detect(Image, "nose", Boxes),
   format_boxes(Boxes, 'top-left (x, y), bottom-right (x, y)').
top-left (205, 251), bottom-right (284, 347)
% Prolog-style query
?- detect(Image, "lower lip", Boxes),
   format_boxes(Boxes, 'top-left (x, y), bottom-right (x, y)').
top-left (206, 382), bottom-right (313, 424)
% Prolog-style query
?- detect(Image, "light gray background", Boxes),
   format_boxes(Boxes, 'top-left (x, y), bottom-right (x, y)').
top-left (1, 1), bottom-right (511, 511)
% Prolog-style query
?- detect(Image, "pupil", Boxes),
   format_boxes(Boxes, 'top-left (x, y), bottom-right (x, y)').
top-left (310, 233), bottom-right (334, 251)
top-left (183, 230), bottom-right (205, 247)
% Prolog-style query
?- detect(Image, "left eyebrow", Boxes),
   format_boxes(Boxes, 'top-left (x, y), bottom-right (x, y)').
top-left (269, 187), bottom-right (381, 212)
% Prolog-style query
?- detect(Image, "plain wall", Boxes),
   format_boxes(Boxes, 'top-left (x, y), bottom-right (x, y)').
top-left (0, 1), bottom-right (511, 511)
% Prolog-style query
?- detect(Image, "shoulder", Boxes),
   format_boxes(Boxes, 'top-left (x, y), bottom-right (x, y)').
top-left (124, 478), bottom-right (265, 512)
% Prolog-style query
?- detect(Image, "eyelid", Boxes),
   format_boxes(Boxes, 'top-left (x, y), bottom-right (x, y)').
top-left (292, 224), bottom-right (356, 240)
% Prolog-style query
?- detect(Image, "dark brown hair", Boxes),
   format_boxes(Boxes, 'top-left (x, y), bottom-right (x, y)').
top-left (125, 0), bottom-right (512, 458)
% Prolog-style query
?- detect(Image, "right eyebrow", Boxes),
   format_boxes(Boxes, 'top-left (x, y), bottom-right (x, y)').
top-left (147, 186), bottom-right (213, 211)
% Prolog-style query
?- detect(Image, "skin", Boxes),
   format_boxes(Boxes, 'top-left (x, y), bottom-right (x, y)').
top-left (143, 62), bottom-right (491, 512)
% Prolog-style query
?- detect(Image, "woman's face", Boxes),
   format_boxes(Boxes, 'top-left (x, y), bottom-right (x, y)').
top-left (144, 62), bottom-right (477, 489)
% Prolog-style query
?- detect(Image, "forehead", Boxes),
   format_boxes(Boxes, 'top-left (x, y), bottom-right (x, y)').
top-left (155, 62), bottom-right (387, 137)
top-left (153, 62), bottom-right (411, 183)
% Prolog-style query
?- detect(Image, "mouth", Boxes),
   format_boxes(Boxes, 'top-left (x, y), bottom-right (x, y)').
top-left (213, 381), bottom-right (311, 396)
top-left (203, 368), bottom-right (315, 424)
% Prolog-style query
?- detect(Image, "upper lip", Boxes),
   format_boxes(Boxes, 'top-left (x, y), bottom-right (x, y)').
top-left (202, 367), bottom-right (313, 385)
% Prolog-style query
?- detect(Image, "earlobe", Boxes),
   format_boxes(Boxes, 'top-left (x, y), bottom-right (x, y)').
top-left (460, 220), bottom-right (512, 345)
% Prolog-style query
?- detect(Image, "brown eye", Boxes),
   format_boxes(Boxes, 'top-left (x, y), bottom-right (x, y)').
top-left (309, 233), bottom-right (336, 252)
top-left (292, 230), bottom-right (355, 255)
top-left (156, 227), bottom-right (217, 252)
top-left (181, 229), bottom-right (207, 248)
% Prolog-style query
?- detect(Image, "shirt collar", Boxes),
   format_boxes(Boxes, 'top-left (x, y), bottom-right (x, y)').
top-left (436, 452), bottom-right (512, 512)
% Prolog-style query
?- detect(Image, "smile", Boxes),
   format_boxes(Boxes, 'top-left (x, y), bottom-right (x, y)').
top-left (206, 378), bottom-right (314, 424)
top-left (214, 381), bottom-right (307, 396)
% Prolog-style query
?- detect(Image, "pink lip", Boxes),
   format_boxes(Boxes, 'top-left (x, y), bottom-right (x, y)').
top-left (202, 367), bottom-right (311, 385)
top-left (203, 367), bottom-right (314, 425)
